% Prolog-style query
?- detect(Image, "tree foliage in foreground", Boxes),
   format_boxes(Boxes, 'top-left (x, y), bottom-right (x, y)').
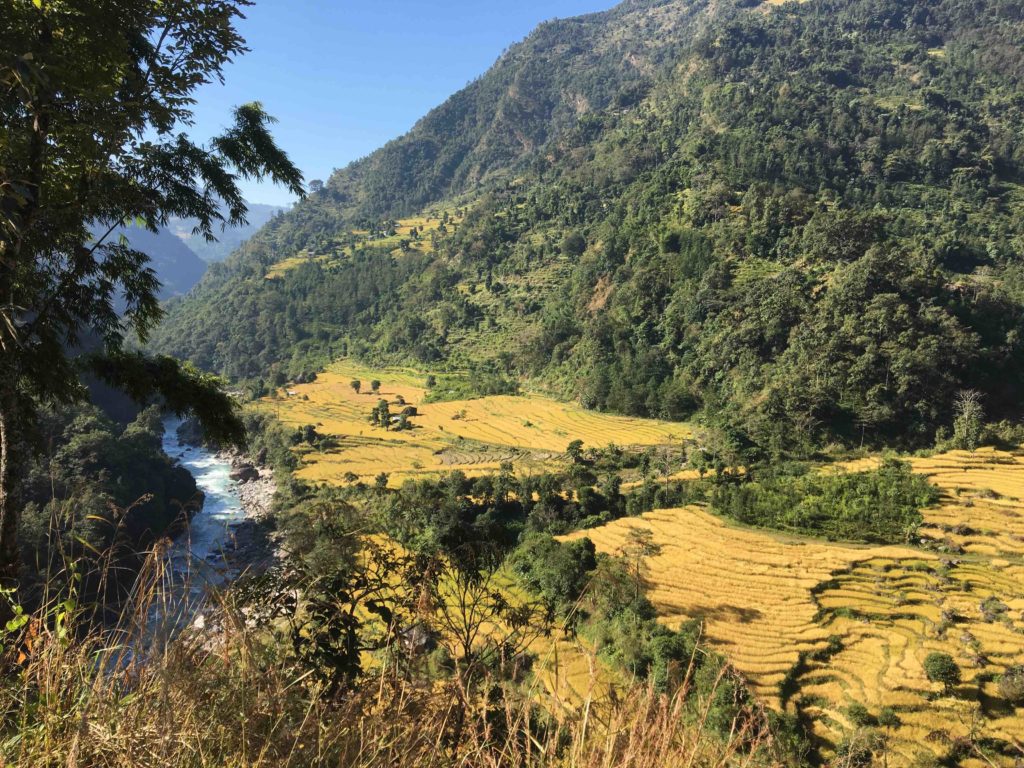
top-left (0, 0), bottom-right (303, 589)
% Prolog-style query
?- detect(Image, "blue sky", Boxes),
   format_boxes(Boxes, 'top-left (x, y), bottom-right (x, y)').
top-left (188, 0), bottom-right (618, 205)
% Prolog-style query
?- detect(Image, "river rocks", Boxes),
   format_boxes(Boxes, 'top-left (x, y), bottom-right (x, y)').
top-left (176, 416), bottom-right (210, 447)
top-left (229, 463), bottom-right (259, 483)
top-left (237, 470), bottom-right (275, 521)
top-left (222, 519), bottom-right (277, 576)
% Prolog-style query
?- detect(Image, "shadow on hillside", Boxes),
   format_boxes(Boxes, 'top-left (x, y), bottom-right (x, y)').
top-left (659, 599), bottom-right (765, 625)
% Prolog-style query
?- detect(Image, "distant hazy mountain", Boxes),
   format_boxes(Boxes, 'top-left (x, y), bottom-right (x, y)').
top-left (167, 202), bottom-right (288, 263)
top-left (104, 225), bottom-right (207, 300)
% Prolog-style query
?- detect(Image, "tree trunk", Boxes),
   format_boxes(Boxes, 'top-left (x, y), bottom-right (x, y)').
top-left (0, 384), bottom-right (21, 603)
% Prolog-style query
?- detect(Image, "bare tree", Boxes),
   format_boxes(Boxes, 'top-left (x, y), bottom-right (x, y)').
top-left (426, 556), bottom-right (543, 686)
top-left (952, 390), bottom-right (984, 452)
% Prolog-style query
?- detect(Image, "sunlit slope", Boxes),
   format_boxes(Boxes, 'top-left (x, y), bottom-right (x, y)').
top-left (567, 448), bottom-right (1024, 766)
top-left (846, 448), bottom-right (1024, 561)
top-left (805, 554), bottom-right (1023, 766)
top-left (265, 210), bottom-right (464, 279)
top-left (564, 507), bottom-right (923, 704)
top-left (262, 360), bottom-right (688, 486)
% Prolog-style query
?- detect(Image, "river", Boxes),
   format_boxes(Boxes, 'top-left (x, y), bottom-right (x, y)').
top-left (161, 418), bottom-right (250, 601)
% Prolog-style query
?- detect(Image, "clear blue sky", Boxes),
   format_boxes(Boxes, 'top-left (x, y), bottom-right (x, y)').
top-left (188, 0), bottom-right (618, 205)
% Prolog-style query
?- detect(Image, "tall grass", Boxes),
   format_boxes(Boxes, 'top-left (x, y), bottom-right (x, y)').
top-left (0, 539), bottom-right (779, 768)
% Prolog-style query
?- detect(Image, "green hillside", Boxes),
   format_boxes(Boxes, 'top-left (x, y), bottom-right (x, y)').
top-left (152, 0), bottom-right (1024, 455)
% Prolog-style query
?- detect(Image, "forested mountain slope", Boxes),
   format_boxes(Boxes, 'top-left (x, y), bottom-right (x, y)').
top-left (153, 0), bottom-right (1024, 454)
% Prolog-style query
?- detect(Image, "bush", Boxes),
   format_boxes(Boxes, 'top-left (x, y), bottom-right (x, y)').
top-left (998, 666), bottom-right (1024, 705)
top-left (561, 232), bottom-right (586, 257)
top-left (845, 702), bottom-right (876, 727)
top-left (923, 652), bottom-right (961, 694)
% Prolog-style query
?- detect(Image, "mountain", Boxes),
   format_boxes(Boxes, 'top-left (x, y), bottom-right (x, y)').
top-left (167, 202), bottom-right (288, 263)
top-left (107, 225), bottom-right (207, 300)
top-left (152, 0), bottom-right (1024, 454)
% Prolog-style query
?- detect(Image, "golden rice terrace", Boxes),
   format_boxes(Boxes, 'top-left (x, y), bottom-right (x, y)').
top-left (569, 449), bottom-right (1024, 766)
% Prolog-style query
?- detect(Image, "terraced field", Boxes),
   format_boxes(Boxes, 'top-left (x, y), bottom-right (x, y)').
top-left (265, 209), bottom-right (465, 279)
top-left (568, 448), bottom-right (1024, 766)
top-left (264, 363), bottom-right (1022, 762)
top-left (262, 359), bottom-right (689, 486)
top-left (564, 508), bottom-right (923, 704)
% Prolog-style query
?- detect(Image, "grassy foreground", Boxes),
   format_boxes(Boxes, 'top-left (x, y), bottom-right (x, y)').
top-left (0, 550), bottom-right (775, 768)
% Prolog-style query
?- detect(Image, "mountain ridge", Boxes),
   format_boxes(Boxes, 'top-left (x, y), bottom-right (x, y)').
top-left (98, 225), bottom-right (207, 300)
top-left (167, 202), bottom-right (288, 263)
top-left (320, 0), bottom-right (706, 222)
top-left (153, 0), bottom-right (1024, 454)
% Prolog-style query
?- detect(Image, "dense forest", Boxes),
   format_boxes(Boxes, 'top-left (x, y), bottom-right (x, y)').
top-left (154, 0), bottom-right (1024, 454)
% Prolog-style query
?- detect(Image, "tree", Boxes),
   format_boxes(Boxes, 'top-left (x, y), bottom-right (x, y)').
top-left (561, 232), bottom-right (586, 257)
top-left (425, 555), bottom-right (542, 686)
top-left (508, 534), bottom-right (596, 627)
top-left (877, 707), bottom-right (901, 730)
top-left (425, 374), bottom-right (437, 389)
top-left (951, 390), bottom-right (984, 451)
top-left (923, 652), bottom-right (961, 695)
top-left (618, 526), bottom-right (662, 600)
top-left (351, 379), bottom-right (362, 394)
top-left (371, 379), bottom-right (381, 393)
top-left (373, 399), bottom-right (391, 430)
top-left (0, 1), bottom-right (303, 592)
top-left (845, 702), bottom-right (875, 727)
top-left (246, 500), bottom-right (421, 692)
top-left (566, 439), bottom-right (585, 464)
top-left (998, 665), bottom-right (1024, 705)
top-left (875, 706), bottom-right (902, 768)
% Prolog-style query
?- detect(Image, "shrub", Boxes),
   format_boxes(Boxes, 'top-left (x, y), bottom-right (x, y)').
top-left (923, 652), bottom-right (961, 694)
top-left (846, 702), bottom-right (876, 727)
top-left (998, 666), bottom-right (1024, 705)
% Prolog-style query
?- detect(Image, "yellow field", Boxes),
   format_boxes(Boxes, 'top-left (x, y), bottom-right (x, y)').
top-left (264, 360), bottom-right (1022, 762)
top-left (566, 448), bottom-right (1024, 766)
top-left (262, 359), bottom-right (689, 486)
top-left (264, 252), bottom-right (334, 279)
top-left (563, 508), bottom-right (923, 703)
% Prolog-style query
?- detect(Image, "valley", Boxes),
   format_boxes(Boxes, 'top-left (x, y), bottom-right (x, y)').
top-left (259, 358), bottom-right (1024, 765)
top-left (7, 0), bottom-right (1024, 764)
